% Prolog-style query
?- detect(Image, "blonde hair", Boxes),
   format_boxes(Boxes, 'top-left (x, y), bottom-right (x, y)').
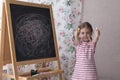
top-left (78, 22), bottom-right (93, 35)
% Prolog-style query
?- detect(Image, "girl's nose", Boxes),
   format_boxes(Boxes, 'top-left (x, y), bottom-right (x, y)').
top-left (84, 34), bottom-right (87, 37)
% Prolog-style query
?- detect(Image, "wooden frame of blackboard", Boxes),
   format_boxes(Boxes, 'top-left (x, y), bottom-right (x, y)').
top-left (0, 0), bottom-right (63, 80)
top-left (6, 0), bottom-right (60, 65)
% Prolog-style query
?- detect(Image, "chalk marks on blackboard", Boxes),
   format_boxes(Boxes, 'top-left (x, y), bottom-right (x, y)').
top-left (14, 13), bottom-right (56, 61)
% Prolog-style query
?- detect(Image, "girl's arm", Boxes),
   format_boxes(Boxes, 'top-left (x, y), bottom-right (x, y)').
top-left (74, 28), bottom-right (80, 45)
top-left (92, 28), bottom-right (100, 46)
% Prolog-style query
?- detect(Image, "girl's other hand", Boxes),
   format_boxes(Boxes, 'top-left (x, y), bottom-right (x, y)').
top-left (94, 27), bottom-right (100, 38)
top-left (74, 28), bottom-right (80, 36)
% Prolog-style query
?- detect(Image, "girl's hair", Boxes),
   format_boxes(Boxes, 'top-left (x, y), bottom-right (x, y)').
top-left (78, 22), bottom-right (93, 35)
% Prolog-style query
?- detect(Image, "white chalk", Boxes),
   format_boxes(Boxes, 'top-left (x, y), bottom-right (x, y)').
top-left (96, 27), bottom-right (98, 30)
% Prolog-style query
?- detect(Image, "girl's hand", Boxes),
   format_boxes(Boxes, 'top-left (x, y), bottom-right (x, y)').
top-left (92, 27), bottom-right (100, 46)
top-left (74, 28), bottom-right (80, 36)
top-left (94, 27), bottom-right (100, 38)
top-left (74, 28), bottom-right (81, 45)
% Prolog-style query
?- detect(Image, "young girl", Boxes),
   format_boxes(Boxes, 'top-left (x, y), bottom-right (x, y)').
top-left (72, 22), bottom-right (100, 80)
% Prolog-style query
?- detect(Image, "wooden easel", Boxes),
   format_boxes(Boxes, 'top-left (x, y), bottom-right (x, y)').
top-left (0, 0), bottom-right (63, 80)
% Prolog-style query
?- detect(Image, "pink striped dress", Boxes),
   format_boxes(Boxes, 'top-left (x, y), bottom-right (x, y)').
top-left (72, 41), bottom-right (98, 80)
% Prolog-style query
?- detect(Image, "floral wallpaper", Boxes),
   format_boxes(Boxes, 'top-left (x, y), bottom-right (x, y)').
top-left (1, 0), bottom-right (83, 80)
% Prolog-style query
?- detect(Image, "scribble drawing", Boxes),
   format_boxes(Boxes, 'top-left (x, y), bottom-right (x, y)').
top-left (14, 13), bottom-right (56, 61)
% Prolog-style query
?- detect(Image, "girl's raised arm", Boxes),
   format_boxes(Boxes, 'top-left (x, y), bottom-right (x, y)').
top-left (92, 27), bottom-right (100, 46)
top-left (74, 28), bottom-right (80, 45)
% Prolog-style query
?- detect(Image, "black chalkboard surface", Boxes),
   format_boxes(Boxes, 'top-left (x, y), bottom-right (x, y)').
top-left (9, 3), bottom-right (56, 62)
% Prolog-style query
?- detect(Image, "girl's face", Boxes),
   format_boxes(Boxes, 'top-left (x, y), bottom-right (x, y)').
top-left (79, 27), bottom-right (92, 42)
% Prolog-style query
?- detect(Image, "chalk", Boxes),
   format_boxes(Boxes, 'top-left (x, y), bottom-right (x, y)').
top-left (32, 74), bottom-right (39, 77)
top-left (96, 27), bottom-right (98, 30)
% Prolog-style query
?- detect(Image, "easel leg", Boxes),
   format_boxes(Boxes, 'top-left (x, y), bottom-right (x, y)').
top-left (57, 60), bottom-right (63, 80)
top-left (0, 2), bottom-right (6, 80)
top-left (2, 1), bottom-right (19, 80)
top-left (59, 74), bottom-right (62, 80)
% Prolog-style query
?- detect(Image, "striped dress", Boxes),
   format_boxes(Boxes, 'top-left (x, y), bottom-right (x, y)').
top-left (72, 41), bottom-right (98, 80)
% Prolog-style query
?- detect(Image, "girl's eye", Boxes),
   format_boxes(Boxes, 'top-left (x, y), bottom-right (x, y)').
top-left (81, 32), bottom-right (84, 34)
top-left (86, 32), bottom-right (89, 34)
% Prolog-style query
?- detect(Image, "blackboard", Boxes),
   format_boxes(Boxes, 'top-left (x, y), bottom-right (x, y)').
top-left (9, 3), bottom-right (56, 62)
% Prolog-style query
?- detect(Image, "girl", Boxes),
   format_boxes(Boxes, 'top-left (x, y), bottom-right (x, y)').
top-left (72, 22), bottom-right (100, 80)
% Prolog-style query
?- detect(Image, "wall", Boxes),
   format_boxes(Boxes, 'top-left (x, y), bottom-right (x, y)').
top-left (82, 0), bottom-right (120, 80)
